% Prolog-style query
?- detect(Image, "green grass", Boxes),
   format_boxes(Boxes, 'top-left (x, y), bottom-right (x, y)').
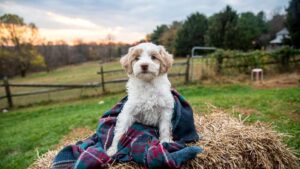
top-left (0, 84), bottom-right (299, 169)
top-left (0, 93), bottom-right (123, 169)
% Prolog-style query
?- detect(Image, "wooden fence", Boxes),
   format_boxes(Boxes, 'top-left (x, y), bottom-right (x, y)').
top-left (0, 58), bottom-right (190, 108)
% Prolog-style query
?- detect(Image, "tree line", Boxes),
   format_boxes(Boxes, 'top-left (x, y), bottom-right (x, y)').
top-left (147, 1), bottom-right (300, 56)
top-left (38, 42), bottom-right (129, 73)
top-left (0, 14), bottom-right (129, 78)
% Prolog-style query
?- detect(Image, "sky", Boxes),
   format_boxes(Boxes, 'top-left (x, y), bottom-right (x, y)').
top-left (0, 0), bottom-right (289, 44)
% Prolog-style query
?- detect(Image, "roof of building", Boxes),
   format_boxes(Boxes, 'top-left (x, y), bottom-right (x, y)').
top-left (276, 28), bottom-right (289, 36)
top-left (270, 36), bottom-right (283, 44)
top-left (270, 28), bottom-right (290, 44)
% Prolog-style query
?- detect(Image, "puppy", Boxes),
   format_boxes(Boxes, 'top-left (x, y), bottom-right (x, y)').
top-left (106, 42), bottom-right (174, 156)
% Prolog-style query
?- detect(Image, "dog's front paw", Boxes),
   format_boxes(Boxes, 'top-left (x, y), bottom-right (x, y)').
top-left (106, 146), bottom-right (117, 156)
top-left (160, 137), bottom-right (174, 143)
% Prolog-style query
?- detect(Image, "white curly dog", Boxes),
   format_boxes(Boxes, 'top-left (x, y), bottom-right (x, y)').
top-left (106, 42), bottom-right (175, 156)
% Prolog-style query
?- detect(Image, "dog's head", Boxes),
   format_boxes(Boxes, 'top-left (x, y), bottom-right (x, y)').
top-left (120, 42), bottom-right (173, 81)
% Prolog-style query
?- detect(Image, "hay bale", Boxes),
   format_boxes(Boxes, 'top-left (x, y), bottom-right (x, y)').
top-left (29, 128), bottom-right (94, 169)
top-left (184, 109), bottom-right (299, 169)
top-left (28, 110), bottom-right (299, 169)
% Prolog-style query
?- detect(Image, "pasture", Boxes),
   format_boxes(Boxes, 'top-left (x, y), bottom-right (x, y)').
top-left (0, 58), bottom-right (299, 169)
top-left (0, 58), bottom-right (188, 108)
top-left (0, 83), bottom-right (299, 169)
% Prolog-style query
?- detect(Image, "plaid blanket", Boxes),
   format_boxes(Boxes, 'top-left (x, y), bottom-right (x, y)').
top-left (51, 90), bottom-right (202, 169)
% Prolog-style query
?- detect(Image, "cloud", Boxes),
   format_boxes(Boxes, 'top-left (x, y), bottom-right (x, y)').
top-left (42, 12), bottom-right (145, 43)
top-left (0, 0), bottom-right (290, 43)
top-left (46, 12), bottom-right (99, 29)
top-left (39, 28), bottom-right (108, 42)
top-left (39, 27), bottom-right (144, 43)
top-left (225, 0), bottom-right (241, 5)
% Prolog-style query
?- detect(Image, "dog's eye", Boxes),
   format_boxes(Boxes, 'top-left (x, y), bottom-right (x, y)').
top-left (151, 55), bottom-right (157, 60)
top-left (135, 56), bottom-right (140, 61)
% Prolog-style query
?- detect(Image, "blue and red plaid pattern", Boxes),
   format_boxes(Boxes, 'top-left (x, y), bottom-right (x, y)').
top-left (51, 90), bottom-right (202, 169)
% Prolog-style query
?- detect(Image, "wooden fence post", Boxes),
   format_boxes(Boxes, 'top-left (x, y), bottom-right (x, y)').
top-left (185, 55), bottom-right (191, 83)
top-left (3, 76), bottom-right (13, 108)
top-left (216, 54), bottom-right (223, 74)
top-left (100, 66), bottom-right (106, 93)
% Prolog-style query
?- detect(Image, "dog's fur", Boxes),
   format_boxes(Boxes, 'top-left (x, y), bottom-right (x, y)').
top-left (106, 42), bottom-right (174, 156)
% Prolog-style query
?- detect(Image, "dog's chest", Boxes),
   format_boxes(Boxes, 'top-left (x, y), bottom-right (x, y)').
top-left (129, 88), bottom-right (173, 126)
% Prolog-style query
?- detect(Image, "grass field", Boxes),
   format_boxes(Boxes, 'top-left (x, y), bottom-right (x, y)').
top-left (0, 84), bottom-right (299, 169)
top-left (0, 58), bottom-right (187, 108)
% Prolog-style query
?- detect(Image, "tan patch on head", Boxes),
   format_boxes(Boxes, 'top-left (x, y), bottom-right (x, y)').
top-left (120, 48), bottom-right (143, 74)
top-left (148, 50), bottom-right (160, 64)
top-left (158, 46), bottom-right (174, 73)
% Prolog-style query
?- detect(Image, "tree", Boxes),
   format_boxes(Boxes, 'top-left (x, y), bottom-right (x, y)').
top-left (236, 12), bottom-right (267, 50)
top-left (256, 13), bottom-right (285, 48)
top-left (205, 6), bottom-right (238, 49)
top-left (175, 12), bottom-right (208, 56)
top-left (159, 21), bottom-right (182, 54)
top-left (149, 24), bottom-right (168, 45)
top-left (105, 34), bottom-right (115, 61)
top-left (255, 11), bottom-right (269, 48)
top-left (0, 13), bottom-right (45, 77)
top-left (286, 0), bottom-right (300, 48)
top-left (268, 14), bottom-right (285, 37)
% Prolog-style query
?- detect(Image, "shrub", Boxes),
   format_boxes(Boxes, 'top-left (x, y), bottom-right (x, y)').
top-left (208, 47), bottom-right (300, 74)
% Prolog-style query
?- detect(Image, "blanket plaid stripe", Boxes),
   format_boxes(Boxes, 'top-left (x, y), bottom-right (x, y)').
top-left (51, 90), bottom-right (202, 169)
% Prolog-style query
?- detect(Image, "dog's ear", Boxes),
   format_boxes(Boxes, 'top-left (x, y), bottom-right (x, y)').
top-left (120, 47), bottom-right (134, 74)
top-left (159, 45), bottom-right (174, 73)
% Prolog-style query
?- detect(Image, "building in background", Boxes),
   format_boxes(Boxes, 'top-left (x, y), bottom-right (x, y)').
top-left (269, 28), bottom-right (290, 49)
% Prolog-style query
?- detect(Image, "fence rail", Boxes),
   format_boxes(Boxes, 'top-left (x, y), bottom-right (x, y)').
top-left (1, 83), bottom-right (101, 88)
top-left (0, 60), bottom-right (190, 108)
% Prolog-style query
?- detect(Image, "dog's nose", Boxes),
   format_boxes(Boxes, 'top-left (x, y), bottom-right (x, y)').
top-left (141, 64), bottom-right (148, 71)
